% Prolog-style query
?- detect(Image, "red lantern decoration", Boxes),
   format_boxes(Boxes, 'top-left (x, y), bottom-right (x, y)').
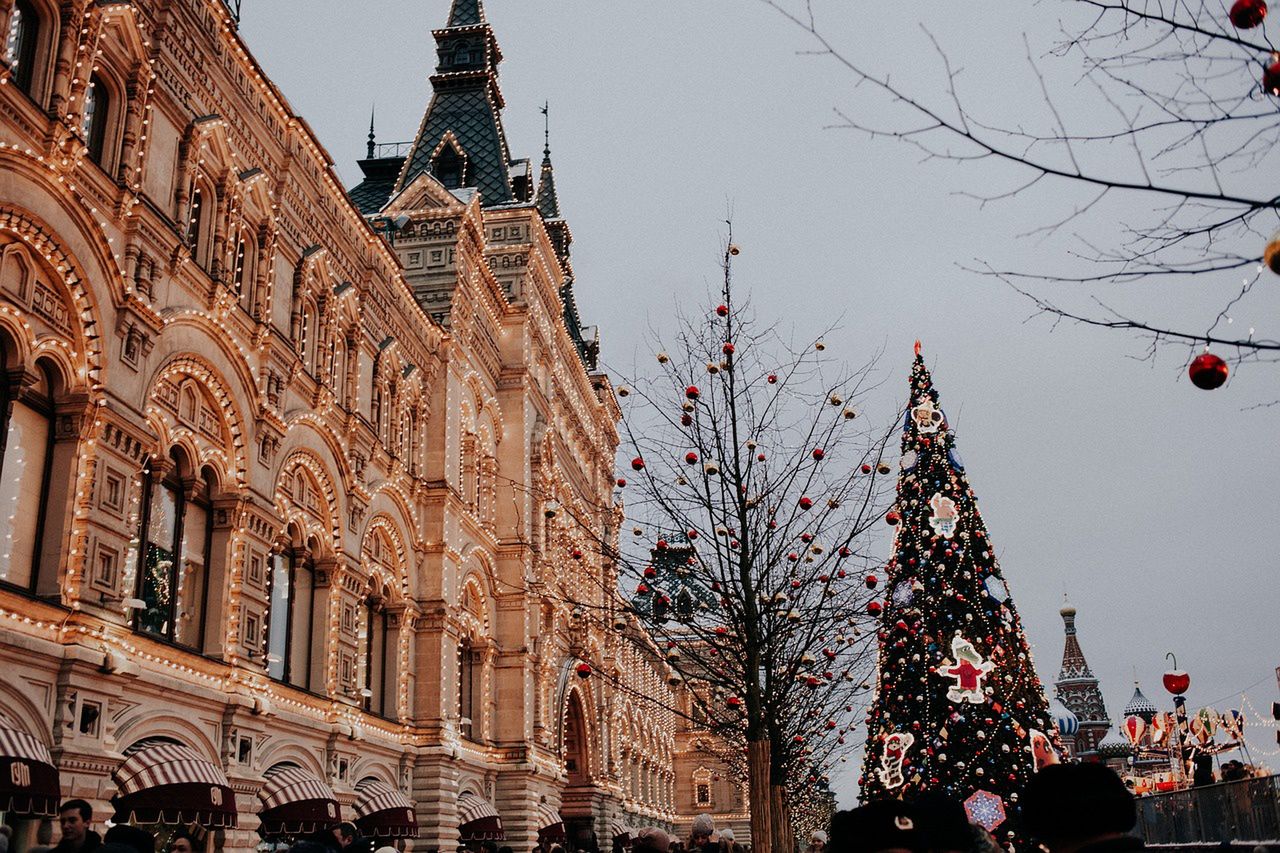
top-left (686, 385), bottom-right (700, 400)
top-left (1230, 0), bottom-right (1268, 28)
top-left (685, 451), bottom-right (699, 465)
top-left (812, 448), bottom-right (825, 461)
top-left (885, 510), bottom-right (901, 525)
top-left (799, 496), bottom-right (814, 510)
top-left (575, 663), bottom-right (592, 679)
top-left (1265, 59), bottom-right (1280, 96)
top-left (1188, 352), bottom-right (1229, 390)
top-left (1163, 669), bottom-right (1190, 696)
top-left (631, 457), bottom-right (645, 471)
top-left (716, 304), bottom-right (729, 317)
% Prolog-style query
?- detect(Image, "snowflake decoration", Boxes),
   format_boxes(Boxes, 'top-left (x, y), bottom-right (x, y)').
top-left (963, 789), bottom-right (1006, 831)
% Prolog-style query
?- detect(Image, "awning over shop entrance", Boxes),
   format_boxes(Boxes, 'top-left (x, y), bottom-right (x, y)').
top-left (608, 819), bottom-right (633, 845)
top-left (112, 739), bottom-right (237, 827)
top-left (458, 791), bottom-right (504, 842)
top-left (535, 802), bottom-right (564, 842)
top-left (354, 779), bottom-right (418, 839)
top-left (0, 712), bottom-right (59, 818)
top-left (259, 765), bottom-right (340, 836)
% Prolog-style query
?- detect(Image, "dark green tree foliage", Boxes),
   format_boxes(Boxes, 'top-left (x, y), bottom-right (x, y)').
top-left (858, 349), bottom-right (1062, 837)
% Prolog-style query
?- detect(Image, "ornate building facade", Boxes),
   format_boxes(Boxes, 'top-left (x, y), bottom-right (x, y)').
top-left (0, 0), bottom-right (677, 851)
top-left (1053, 604), bottom-right (1111, 759)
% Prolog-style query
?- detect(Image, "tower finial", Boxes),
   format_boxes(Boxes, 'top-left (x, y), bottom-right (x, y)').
top-left (541, 101), bottom-right (550, 159)
top-left (914, 339), bottom-right (922, 357)
top-left (367, 104), bottom-right (376, 159)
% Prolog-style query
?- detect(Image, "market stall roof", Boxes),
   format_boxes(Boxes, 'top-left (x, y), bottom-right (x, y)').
top-left (0, 712), bottom-right (59, 818)
top-left (354, 779), bottom-right (418, 839)
top-left (259, 764), bottom-right (340, 836)
top-left (112, 738), bottom-right (237, 827)
top-left (458, 791), bottom-right (504, 842)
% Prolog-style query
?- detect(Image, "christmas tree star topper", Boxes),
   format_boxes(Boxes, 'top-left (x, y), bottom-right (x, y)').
top-left (942, 634), bottom-right (995, 704)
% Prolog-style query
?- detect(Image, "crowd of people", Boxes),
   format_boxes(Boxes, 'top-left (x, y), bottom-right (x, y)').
top-left (1, 767), bottom-right (1271, 853)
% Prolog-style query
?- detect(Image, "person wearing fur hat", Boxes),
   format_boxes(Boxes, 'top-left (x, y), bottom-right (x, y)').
top-left (634, 828), bottom-right (671, 853)
top-left (689, 816), bottom-right (715, 853)
top-left (1020, 764), bottom-right (1143, 853)
top-left (830, 800), bottom-right (921, 853)
top-left (806, 831), bottom-right (827, 853)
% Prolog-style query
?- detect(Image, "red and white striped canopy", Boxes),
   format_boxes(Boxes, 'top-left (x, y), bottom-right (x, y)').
top-left (354, 779), bottom-right (417, 839)
top-left (458, 791), bottom-right (504, 842)
top-left (112, 739), bottom-right (237, 828)
top-left (0, 712), bottom-right (59, 818)
top-left (259, 765), bottom-right (340, 836)
top-left (536, 802), bottom-right (564, 842)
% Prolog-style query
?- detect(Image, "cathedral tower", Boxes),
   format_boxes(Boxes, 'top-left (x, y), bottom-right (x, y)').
top-left (1054, 603), bottom-right (1112, 758)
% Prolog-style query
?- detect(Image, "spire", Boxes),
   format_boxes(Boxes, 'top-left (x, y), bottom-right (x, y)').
top-left (536, 103), bottom-right (562, 223)
top-left (367, 104), bottom-right (376, 159)
top-left (1053, 602), bottom-right (1112, 753)
top-left (397, 0), bottom-right (514, 205)
top-left (447, 0), bottom-right (485, 27)
top-left (1056, 602), bottom-right (1093, 680)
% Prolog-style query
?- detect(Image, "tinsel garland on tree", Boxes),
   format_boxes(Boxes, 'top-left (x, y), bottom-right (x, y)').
top-left (858, 346), bottom-right (1064, 843)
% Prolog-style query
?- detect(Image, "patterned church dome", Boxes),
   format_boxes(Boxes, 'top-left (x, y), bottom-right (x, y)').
top-left (1096, 726), bottom-right (1135, 759)
top-left (1050, 697), bottom-right (1079, 737)
top-left (1123, 683), bottom-right (1158, 719)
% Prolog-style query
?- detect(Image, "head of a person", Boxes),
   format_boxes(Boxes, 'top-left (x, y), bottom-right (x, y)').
top-left (830, 800), bottom-right (921, 853)
top-left (808, 831), bottom-right (826, 852)
top-left (634, 828), bottom-right (670, 853)
top-left (58, 801), bottom-right (92, 845)
top-left (690, 815), bottom-right (715, 848)
top-left (481, 842), bottom-right (499, 853)
top-left (102, 824), bottom-right (154, 853)
top-left (374, 846), bottom-right (398, 853)
top-left (719, 829), bottom-right (736, 853)
top-left (1020, 764), bottom-right (1136, 853)
top-left (332, 823), bottom-right (358, 849)
top-left (909, 791), bottom-right (971, 853)
top-left (168, 830), bottom-right (203, 853)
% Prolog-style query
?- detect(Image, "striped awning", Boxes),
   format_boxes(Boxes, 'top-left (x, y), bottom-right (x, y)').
top-left (536, 802), bottom-right (564, 842)
top-left (458, 791), bottom-right (504, 842)
top-left (258, 765), bottom-right (340, 836)
top-left (112, 739), bottom-right (237, 828)
top-left (0, 712), bottom-right (59, 818)
top-left (609, 819), bottom-right (633, 842)
top-left (354, 779), bottom-right (418, 839)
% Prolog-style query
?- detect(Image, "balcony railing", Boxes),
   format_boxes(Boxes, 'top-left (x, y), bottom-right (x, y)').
top-left (1137, 774), bottom-right (1280, 845)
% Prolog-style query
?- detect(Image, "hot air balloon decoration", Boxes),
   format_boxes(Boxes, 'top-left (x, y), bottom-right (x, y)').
top-left (1123, 715), bottom-right (1147, 747)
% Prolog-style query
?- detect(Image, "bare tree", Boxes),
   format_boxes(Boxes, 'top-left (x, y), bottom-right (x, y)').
top-left (569, 233), bottom-right (893, 852)
top-left (760, 0), bottom-right (1280, 371)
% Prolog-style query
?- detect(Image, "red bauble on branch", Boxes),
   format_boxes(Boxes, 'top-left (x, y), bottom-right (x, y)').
top-left (685, 451), bottom-right (699, 465)
top-left (1265, 58), bottom-right (1280, 96)
top-left (576, 663), bottom-right (592, 679)
top-left (631, 457), bottom-right (645, 471)
top-left (716, 304), bottom-right (729, 317)
top-left (1230, 0), bottom-right (1268, 28)
top-left (686, 385), bottom-right (701, 400)
top-left (1188, 352), bottom-right (1229, 390)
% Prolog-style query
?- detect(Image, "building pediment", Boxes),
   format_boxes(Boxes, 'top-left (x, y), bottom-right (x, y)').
top-left (383, 171), bottom-right (466, 215)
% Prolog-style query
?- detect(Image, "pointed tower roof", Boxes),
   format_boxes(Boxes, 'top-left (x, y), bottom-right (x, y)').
top-left (1123, 682), bottom-right (1158, 719)
top-left (396, 0), bottom-right (515, 205)
top-left (447, 0), bottom-right (485, 26)
top-left (1057, 601), bottom-right (1095, 682)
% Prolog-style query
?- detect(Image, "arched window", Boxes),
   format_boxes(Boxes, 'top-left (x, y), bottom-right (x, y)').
top-left (233, 227), bottom-right (254, 297)
top-left (81, 73), bottom-right (109, 166)
top-left (135, 451), bottom-right (211, 648)
top-left (266, 542), bottom-right (316, 690)
top-left (0, 360), bottom-right (54, 592)
top-left (433, 145), bottom-right (464, 189)
top-left (458, 637), bottom-right (479, 740)
top-left (5, 1), bottom-right (40, 97)
top-left (363, 590), bottom-right (392, 717)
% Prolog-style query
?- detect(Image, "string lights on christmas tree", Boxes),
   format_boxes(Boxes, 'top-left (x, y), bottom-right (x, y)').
top-left (859, 344), bottom-right (1062, 843)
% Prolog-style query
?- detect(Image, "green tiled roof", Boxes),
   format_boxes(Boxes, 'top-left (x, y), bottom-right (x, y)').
top-left (400, 89), bottom-right (512, 206)
top-left (447, 0), bottom-right (484, 27)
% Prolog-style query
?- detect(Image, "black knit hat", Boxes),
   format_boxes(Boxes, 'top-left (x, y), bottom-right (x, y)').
top-left (830, 800), bottom-right (922, 853)
top-left (910, 791), bottom-right (971, 852)
top-left (1020, 764), bottom-right (1136, 842)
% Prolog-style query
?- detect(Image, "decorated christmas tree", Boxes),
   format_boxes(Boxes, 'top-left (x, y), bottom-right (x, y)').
top-left (858, 345), bottom-right (1062, 841)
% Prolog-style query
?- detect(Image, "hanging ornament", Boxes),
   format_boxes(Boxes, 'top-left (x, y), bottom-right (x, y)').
top-left (963, 790), bottom-right (1007, 832)
top-left (1163, 667), bottom-right (1190, 696)
top-left (617, 385), bottom-right (631, 397)
top-left (575, 663), bottom-right (592, 679)
top-left (812, 448), bottom-right (825, 461)
top-left (875, 731), bottom-right (914, 789)
top-left (722, 342), bottom-right (735, 355)
top-left (1149, 712), bottom-right (1170, 744)
top-left (1221, 709), bottom-right (1246, 741)
top-left (767, 374), bottom-right (778, 384)
top-left (941, 635), bottom-right (995, 704)
top-left (657, 351), bottom-right (670, 364)
top-left (1265, 58), bottom-right (1280, 96)
top-left (716, 304), bottom-right (729, 317)
top-left (1188, 352), bottom-right (1229, 390)
top-left (928, 493), bottom-right (959, 538)
top-left (685, 451), bottom-right (698, 465)
top-left (911, 399), bottom-right (944, 434)
top-left (798, 496), bottom-right (814, 510)
top-left (631, 457), bottom-right (645, 471)
top-left (1230, 0), bottom-right (1268, 28)
top-left (885, 510), bottom-right (901, 525)
top-left (982, 575), bottom-right (1009, 603)
top-left (616, 478), bottom-right (627, 488)
top-left (1265, 232), bottom-right (1280, 275)
top-left (686, 385), bottom-right (701, 400)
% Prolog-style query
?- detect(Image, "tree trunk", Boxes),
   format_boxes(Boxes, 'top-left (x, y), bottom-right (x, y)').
top-left (770, 783), bottom-right (792, 853)
top-left (748, 739), bottom-right (773, 853)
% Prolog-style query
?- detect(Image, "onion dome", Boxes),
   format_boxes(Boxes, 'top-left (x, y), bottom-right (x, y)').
top-left (1049, 697), bottom-right (1079, 738)
top-left (1060, 603), bottom-right (1077, 618)
top-left (1123, 682), bottom-right (1158, 720)
top-left (1096, 726), bottom-right (1134, 759)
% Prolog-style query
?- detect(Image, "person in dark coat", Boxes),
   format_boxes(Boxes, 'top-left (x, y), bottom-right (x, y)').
top-left (101, 825), bottom-right (155, 853)
top-left (1020, 763), bottom-right (1144, 853)
top-left (830, 800), bottom-right (922, 853)
top-left (51, 801), bottom-right (101, 853)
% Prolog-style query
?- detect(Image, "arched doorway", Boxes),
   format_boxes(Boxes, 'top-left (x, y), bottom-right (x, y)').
top-left (560, 689), bottom-right (596, 853)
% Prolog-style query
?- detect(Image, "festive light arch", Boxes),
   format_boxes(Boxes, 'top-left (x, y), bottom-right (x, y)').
top-left (143, 355), bottom-right (250, 487)
top-left (360, 514), bottom-right (410, 601)
top-left (273, 450), bottom-right (343, 557)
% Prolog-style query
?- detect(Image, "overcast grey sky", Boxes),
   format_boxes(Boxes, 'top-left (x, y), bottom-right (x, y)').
top-left (240, 1), bottom-right (1279, 803)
